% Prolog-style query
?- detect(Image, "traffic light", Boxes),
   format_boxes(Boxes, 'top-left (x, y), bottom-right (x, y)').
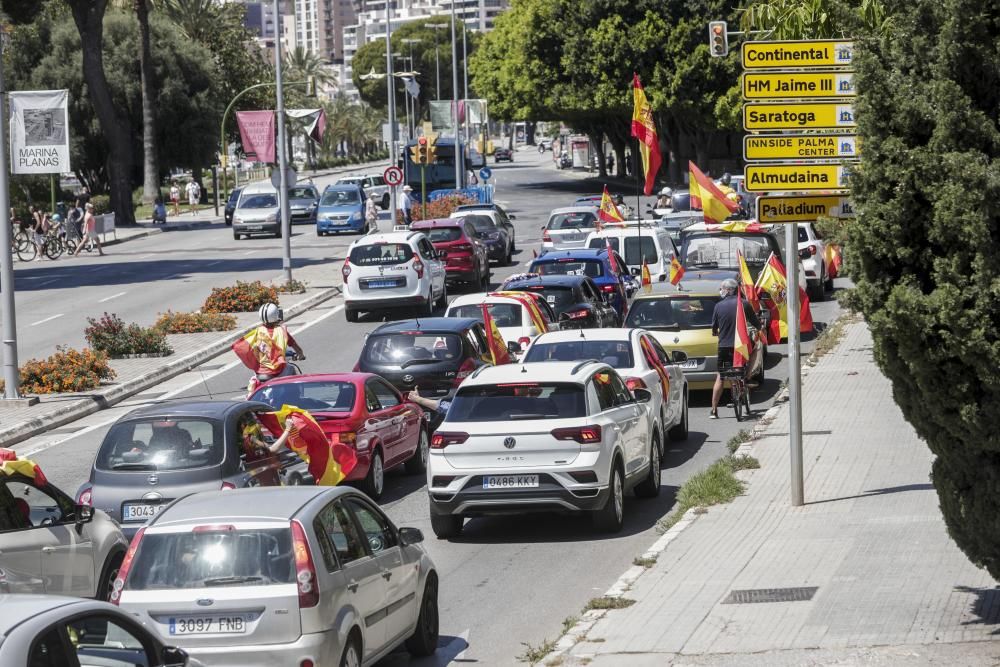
top-left (426, 138), bottom-right (437, 164)
top-left (709, 21), bottom-right (728, 57)
top-left (413, 137), bottom-right (428, 164)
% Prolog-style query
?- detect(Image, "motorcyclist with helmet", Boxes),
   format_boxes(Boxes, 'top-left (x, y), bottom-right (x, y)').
top-left (244, 303), bottom-right (306, 395)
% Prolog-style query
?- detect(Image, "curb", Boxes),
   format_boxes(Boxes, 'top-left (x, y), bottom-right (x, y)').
top-left (0, 286), bottom-right (341, 449)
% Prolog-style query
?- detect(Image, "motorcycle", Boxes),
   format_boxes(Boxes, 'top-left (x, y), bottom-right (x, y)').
top-left (245, 350), bottom-right (303, 397)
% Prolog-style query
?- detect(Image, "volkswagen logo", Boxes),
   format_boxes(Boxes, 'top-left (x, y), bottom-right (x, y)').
top-left (146, 474), bottom-right (159, 485)
top-left (402, 374), bottom-right (414, 384)
top-left (503, 437), bottom-right (516, 449)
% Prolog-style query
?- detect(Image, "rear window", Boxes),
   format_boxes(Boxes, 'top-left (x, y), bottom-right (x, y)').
top-left (288, 187), bottom-right (317, 199)
top-left (511, 286), bottom-right (576, 312)
top-left (589, 237), bottom-right (620, 253)
top-left (448, 303), bottom-right (523, 327)
top-left (625, 296), bottom-right (719, 330)
top-left (547, 212), bottom-right (596, 230)
top-left (227, 189), bottom-right (242, 205)
top-left (462, 215), bottom-right (497, 233)
top-left (447, 383), bottom-right (587, 421)
top-left (239, 194), bottom-right (276, 209)
top-left (681, 234), bottom-right (775, 278)
top-left (96, 419), bottom-right (223, 472)
top-left (251, 381), bottom-right (356, 412)
top-left (126, 528), bottom-right (295, 590)
top-left (524, 341), bottom-right (634, 369)
top-left (349, 243), bottom-right (414, 266)
top-left (798, 227), bottom-right (809, 242)
top-left (671, 193), bottom-right (691, 211)
top-left (623, 236), bottom-right (658, 266)
top-left (363, 333), bottom-right (463, 366)
top-left (421, 227), bottom-right (463, 243)
top-left (534, 259), bottom-right (604, 278)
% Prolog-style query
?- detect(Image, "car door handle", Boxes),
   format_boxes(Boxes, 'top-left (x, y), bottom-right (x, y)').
top-left (347, 581), bottom-right (359, 593)
top-left (42, 547), bottom-right (55, 553)
top-left (381, 570), bottom-right (393, 581)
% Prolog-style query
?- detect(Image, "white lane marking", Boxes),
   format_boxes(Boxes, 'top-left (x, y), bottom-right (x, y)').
top-left (21, 274), bottom-right (68, 280)
top-left (19, 303), bottom-right (345, 458)
top-left (205, 260), bottom-right (222, 267)
top-left (243, 250), bottom-right (258, 256)
top-left (39, 278), bottom-right (59, 287)
top-left (137, 253), bottom-right (155, 259)
top-left (30, 314), bottom-right (63, 326)
top-left (98, 291), bottom-right (127, 303)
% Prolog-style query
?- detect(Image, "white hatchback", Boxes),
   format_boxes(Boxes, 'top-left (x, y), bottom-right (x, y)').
top-left (342, 230), bottom-right (447, 322)
top-left (444, 292), bottom-right (558, 351)
top-left (426, 361), bottom-right (662, 538)
top-left (797, 222), bottom-right (829, 301)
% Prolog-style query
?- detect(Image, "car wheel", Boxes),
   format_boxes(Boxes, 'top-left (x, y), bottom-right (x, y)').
top-left (511, 235), bottom-right (517, 252)
top-left (424, 289), bottom-right (435, 316)
top-left (668, 394), bottom-right (689, 442)
top-left (361, 448), bottom-right (384, 499)
top-left (233, 232), bottom-right (241, 240)
top-left (430, 508), bottom-right (464, 539)
top-left (480, 264), bottom-right (490, 289)
top-left (634, 432), bottom-right (661, 498)
top-left (436, 283), bottom-right (448, 309)
top-left (345, 309), bottom-right (359, 323)
top-left (808, 268), bottom-right (825, 302)
top-left (339, 635), bottom-right (362, 667)
top-left (405, 428), bottom-right (429, 475)
top-left (285, 471), bottom-right (305, 486)
top-left (505, 245), bottom-right (513, 265)
top-left (406, 574), bottom-right (439, 656)
top-left (275, 227), bottom-right (282, 239)
top-left (317, 230), bottom-right (325, 237)
top-left (97, 552), bottom-right (124, 601)
top-left (593, 462), bottom-right (625, 533)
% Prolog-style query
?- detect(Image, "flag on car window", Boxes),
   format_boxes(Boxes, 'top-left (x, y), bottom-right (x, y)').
top-left (755, 253), bottom-right (814, 344)
top-left (491, 291), bottom-right (549, 335)
top-left (639, 336), bottom-right (670, 399)
top-left (259, 405), bottom-right (357, 486)
top-left (232, 325), bottom-right (288, 375)
top-left (631, 74), bottom-right (662, 196)
top-left (669, 255), bottom-right (685, 286)
top-left (605, 238), bottom-right (621, 274)
top-left (689, 161), bottom-right (739, 224)
top-left (825, 243), bottom-right (843, 279)
top-left (0, 449), bottom-right (48, 485)
top-left (481, 304), bottom-right (512, 365)
top-left (598, 185), bottom-right (624, 224)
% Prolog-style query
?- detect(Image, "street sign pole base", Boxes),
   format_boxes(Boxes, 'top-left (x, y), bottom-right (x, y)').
top-left (0, 396), bottom-right (38, 408)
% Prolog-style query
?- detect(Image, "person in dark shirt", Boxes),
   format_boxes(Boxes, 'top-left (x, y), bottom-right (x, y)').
top-left (710, 278), bottom-right (761, 418)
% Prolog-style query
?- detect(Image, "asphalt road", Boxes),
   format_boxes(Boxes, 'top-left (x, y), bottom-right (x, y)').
top-left (12, 148), bottom-right (844, 666)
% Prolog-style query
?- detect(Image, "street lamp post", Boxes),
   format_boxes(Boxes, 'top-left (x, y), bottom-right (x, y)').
top-left (450, 2), bottom-right (462, 188)
top-left (461, 20), bottom-right (470, 147)
top-left (425, 23), bottom-right (447, 101)
top-left (385, 1), bottom-right (398, 221)
top-left (272, 0), bottom-right (292, 285)
top-left (402, 38), bottom-right (423, 136)
top-left (0, 27), bottom-right (20, 399)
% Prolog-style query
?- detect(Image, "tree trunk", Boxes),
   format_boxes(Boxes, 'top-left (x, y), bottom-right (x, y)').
top-left (136, 0), bottom-right (159, 203)
top-left (586, 131), bottom-right (607, 179)
top-left (68, 0), bottom-right (136, 226)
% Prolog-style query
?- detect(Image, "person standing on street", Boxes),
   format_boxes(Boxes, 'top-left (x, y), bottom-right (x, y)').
top-left (365, 192), bottom-right (379, 233)
top-left (169, 181), bottom-right (180, 217)
top-left (185, 178), bottom-right (200, 214)
top-left (400, 185), bottom-right (414, 226)
top-left (709, 278), bottom-right (760, 419)
top-left (73, 203), bottom-right (104, 256)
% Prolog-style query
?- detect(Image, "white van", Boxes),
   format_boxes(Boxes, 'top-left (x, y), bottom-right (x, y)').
top-left (232, 181), bottom-right (280, 240)
top-left (584, 224), bottom-right (678, 283)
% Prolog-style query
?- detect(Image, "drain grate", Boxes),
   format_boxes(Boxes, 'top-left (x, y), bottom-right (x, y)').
top-left (722, 587), bottom-right (818, 604)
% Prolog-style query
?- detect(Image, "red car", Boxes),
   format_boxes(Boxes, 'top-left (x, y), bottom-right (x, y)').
top-left (249, 373), bottom-right (428, 500)
top-left (411, 218), bottom-right (490, 288)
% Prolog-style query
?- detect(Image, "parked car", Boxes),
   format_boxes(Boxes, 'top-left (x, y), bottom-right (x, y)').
top-left (494, 147), bottom-right (513, 162)
top-left (337, 174), bottom-right (390, 209)
top-left (426, 360), bottom-right (661, 538)
top-left (585, 224), bottom-right (679, 285)
top-left (542, 206), bottom-right (599, 252)
top-left (224, 187), bottom-right (243, 226)
top-left (113, 486), bottom-right (439, 666)
top-left (529, 248), bottom-right (631, 323)
top-left (1, 453), bottom-right (128, 599)
top-left (410, 218), bottom-right (491, 288)
top-left (501, 274), bottom-right (618, 329)
top-left (77, 401), bottom-right (285, 539)
top-left (444, 291), bottom-right (559, 352)
top-left (0, 595), bottom-right (191, 666)
top-left (317, 183), bottom-right (369, 235)
top-left (798, 222), bottom-right (830, 301)
top-left (288, 184), bottom-right (320, 225)
top-left (232, 182), bottom-right (280, 240)
top-left (341, 230), bottom-right (448, 322)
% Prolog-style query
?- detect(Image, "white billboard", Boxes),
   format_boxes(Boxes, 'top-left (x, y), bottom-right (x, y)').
top-left (9, 90), bottom-right (71, 174)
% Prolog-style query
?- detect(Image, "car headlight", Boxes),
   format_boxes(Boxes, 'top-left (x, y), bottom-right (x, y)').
top-left (351, 211), bottom-right (362, 221)
top-left (265, 213), bottom-right (278, 222)
top-left (233, 217), bottom-right (243, 225)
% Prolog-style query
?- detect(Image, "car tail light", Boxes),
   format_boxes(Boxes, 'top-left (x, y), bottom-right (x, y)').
top-left (551, 425), bottom-right (602, 444)
top-left (600, 284), bottom-right (617, 293)
top-left (301, 661), bottom-right (315, 667)
top-left (542, 229), bottom-right (552, 243)
top-left (807, 244), bottom-right (817, 256)
top-left (221, 481), bottom-right (236, 490)
top-left (110, 527), bottom-right (146, 605)
top-left (453, 243), bottom-right (473, 254)
top-left (518, 336), bottom-right (531, 351)
top-left (625, 377), bottom-right (647, 392)
top-left (413, 258), bottom-right (424, 278)
top-left (431, 431), bottom-right (469, 448)
top-left (455, 357), bottom-right (476, 385)
top-left (77, 487), bottom-right (92, 506)
top-left (341, 260), bottom-right (351, 280)
top-left (291, 520), bottom-right (320, 608)
top-left (336, 431), bottom-right (357, 446)
top-left (564, 309), bottom-right (589, 320)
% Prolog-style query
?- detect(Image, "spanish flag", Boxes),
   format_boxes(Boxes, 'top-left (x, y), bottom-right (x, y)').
top-left (492, 291), bottom-right (549, 335)
top-left (639, 335), bottom-right (670, 399)
top-left (631, 74), bottom-right (662, 196)
top-left (669, 255), bottom-right (685, 285)
top-left (733, 293), bottom-right (753, 369)
top-left (825, 243), bottom-right (843, 279)
top-left (641, 260), bottom-right (652, 292)
top-left (598, 185), bottom-right (624, 224)
top-left (719, 221), bottom-right (763, 233)
top-left (736, 249), bottom-right (760, 313)
top-left (689, 161), bottom-right (739, 224)
top-left (232, 325), bottom-right (287, 375)
top-left (756, 253), bottom-right (814, 344)
top-left (481, 304), bottom-right (512, 365)
top-left (605, 238), bottom-right (621, 275)
top-left (0, 449), bottom-right (48, 485)
top-left (259, 405), bottom-right (357, 486)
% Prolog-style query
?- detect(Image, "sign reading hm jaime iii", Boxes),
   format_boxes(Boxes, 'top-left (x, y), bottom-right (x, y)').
top-left (9, 90), bottom-right (71, 175)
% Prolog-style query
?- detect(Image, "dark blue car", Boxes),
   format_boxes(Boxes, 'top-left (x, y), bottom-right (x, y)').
top-left (529, 248), bottom-right (634, 321)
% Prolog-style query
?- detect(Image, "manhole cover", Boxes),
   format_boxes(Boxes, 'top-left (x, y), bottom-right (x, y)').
top-left (722, 587), bottom-right (818, 604)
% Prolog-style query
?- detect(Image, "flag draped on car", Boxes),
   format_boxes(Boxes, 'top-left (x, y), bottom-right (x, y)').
top-left (734, 295), bottom-right (753, 368)
top-left (598, 185), bottom-right (625, 224)
top-left (756, 253), bottom-right (814, 344)
top-left (482, 304), bottom-right (512, 365)
top-left (631, 74), bottom-right (662, 196)
top-left (825, 243), bottom-right (843, 279)
top-left (669, 255), bottom-right (685, 285)
top-left (259, 405), bottom-right (357, 486)
top-left (639, 336), bottom-right (670, 399)
top-left (719, 221), bottom-right (763, 233)
top-left (232, 325), bottom-right (287, 375)
top-left (689, 161), bottom-right (740, 224)
top-left (606, 238), bottom-right (621, 274)
top-left (736, 249), bottom-right (760, 313)
top-left (491, 291), bottom-right (550, 334)
top-left (0, 449), bottom-right (48, 485)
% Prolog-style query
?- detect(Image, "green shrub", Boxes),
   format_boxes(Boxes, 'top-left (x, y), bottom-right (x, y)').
top-left (273, 279), bottom-right (306, 294)
top-left (89, 195), bottom-right (111, 215)
top-left (84, 313), bottom-right (172, 357)
top-left (154, 311), bottom-right (238, 334)
top-left (4, 346), bottom-right (117, 394)
top-left (202, 281), bottom-right (279, 313)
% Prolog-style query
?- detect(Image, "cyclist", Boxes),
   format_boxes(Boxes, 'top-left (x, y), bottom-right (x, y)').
top-left (709, 278), bottom-right (760, 419)
top-left (242, 303), bottom-right (306, 395)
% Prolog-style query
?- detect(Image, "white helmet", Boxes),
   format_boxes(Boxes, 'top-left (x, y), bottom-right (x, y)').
top-left (259, 302), bottom-right (283, 325)
top-left (659, 187), bottom-right (672, 196)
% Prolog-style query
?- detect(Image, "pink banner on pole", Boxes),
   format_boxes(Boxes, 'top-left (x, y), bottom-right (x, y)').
top-left (310, 109), bottom-right (327, 142)
top-left (235, 110), bottom-right (276, 163)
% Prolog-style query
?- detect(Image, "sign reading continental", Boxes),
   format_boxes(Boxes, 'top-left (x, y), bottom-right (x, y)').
top-left (743, 133), bottom-right (859, 161)
top-left (744, 164), bottom-right (852, 193)
top-left (742, 40), bottom-right (854, 70)
top-left (744, 102), bottom-right (856, 131)
top-left (756, 195), bottom-right (856, 223)
top-left (742, 71), bottom-right (854, 99)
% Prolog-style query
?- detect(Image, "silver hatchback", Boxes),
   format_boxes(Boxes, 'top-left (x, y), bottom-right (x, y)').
top-left (114, 486), bottom-right (439, 666)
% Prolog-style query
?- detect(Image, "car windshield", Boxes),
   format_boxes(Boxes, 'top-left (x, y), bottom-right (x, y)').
top-left (321, 189), bottom-right (360, 205)
top-left (671, 193), bottom-right (691, 211)
top-left (625, 296), bottom-right (719, 331)
top-left (524, 341), bottom-right (634, 369)
top-left (448, 303), bottom-right (523, 327)
top-left (511, 285), bottom-right (576, 312)
top-left (251, 381), bottom-right (356, 412)
top-left (288, 187), bottom-right (317, 200)
top-left (623, 236), bottom-right (659, 266)
top-left (337, 178), bottom-right (363, 186)
top-left (547, 212), bottom-right (596, 230)
top-left (363, 333), bottom-right (462, 366)
top-left (462, 215), bottom-right (497, 233)
top-left (681, 234), bottom-right (775, 278)
top-left (535, 259), bottom-right (604, 278)
top-left (349, 243), bottom-right (414, 266)
top-left (422, 227), bottom-right (463, 243)
top-left (126, 528), bottom-right (295, 590)
top-left (447, 383), bottom-right (587, 421)
top-left (96, 418), bottom-right (224, 471)
top-left (240, 194), bottom-right (277, 209)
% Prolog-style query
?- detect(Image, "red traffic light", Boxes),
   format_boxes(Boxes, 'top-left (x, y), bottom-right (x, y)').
top-left (712, 25), bottom-right (723, 35)
top-left (418, 137), bottom-right (428, 146)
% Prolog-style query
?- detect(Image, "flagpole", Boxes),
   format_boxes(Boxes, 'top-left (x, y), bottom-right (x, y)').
top-left (635, 136), bottom-right (642, 273)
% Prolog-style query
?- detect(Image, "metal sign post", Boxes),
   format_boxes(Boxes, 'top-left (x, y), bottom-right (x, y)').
top-left (0, 31), bottom-right (20, 398)
top-left (272, 0), bottom-right (292, 285)
top-left (786, 222), bottom-right (804, 506)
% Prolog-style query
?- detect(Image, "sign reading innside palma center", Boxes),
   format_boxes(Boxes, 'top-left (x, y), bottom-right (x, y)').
top-left (743, 134), bottom-right (859, 161)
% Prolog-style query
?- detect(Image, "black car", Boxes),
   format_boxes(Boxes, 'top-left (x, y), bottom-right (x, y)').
top-left (455, 203), bottom-right (517, 249)
top-left (500, 274), bottom-right (618, 328)
top-left (224, 187), bottom-right (243, 226)
top-left (460, 214), bottom-right (513, 264)
top-left (494, 147), bottom-right (513, 163)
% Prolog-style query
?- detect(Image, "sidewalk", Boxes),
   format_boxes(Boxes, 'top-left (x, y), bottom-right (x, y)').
top-left (554, 320), bottom-right (1000, 666)
top-left (0, 260), bottom-right (340, 448)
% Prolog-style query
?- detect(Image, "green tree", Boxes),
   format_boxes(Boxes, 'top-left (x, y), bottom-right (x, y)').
top-left (284, 46), bottom-right (336, 91)
top-left (134, 0), bottom-right (159, 202)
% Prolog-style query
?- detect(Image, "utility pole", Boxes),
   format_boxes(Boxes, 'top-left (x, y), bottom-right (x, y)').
top-left (461, 21), bottom-right (469, 147)
top-left (272, 0), bottom-right (292, 285)
top-left (450, 2), bottom-right (462, 188)
top-left (425, 23), bottom-right (447, 101)
top-left (786, 222), bottom-right (804, 505)
top-left (386, 1), bottom-right (398, 221)
top-left (0, 28), bottom-right (20, 399)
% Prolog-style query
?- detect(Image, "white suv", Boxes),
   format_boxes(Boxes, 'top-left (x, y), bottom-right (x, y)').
top-left (798, 222), bottom-right (829, 302)
top-left (426, 361), bottom-right (662, 538)
top-left (342, 231), bottom-right (447, 322)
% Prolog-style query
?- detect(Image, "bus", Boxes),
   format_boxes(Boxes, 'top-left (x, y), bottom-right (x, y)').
top-left (403, 137), bottom-right (467, 196)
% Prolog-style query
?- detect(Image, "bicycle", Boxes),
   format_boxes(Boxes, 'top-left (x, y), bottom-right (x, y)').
top-left (719, 361), bottom-right (752, 422)
top-left (12, 226), bottom-right (35, 262)
top-left (41, 222), bottom-right (66, 260)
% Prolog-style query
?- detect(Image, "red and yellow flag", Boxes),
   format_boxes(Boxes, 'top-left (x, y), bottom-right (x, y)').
top-left (736, 249), bottom-right (760, 313)
top-left (605, 238), bottom-right (621, 275)
top-left (669, 255), bottom-right (685, 286)
top-left (631, 74), bottom-right (662, 196)
top-left (0, 449), bottom-right (48, 485)
top-left (491, 291), bottom-right (549, 335)
top-left (719, 221), bottom-right (763, 233)
top-left (598, 185), bottom-right (625, 224)
top-left (641, 260), bottom-right (652, 292)
top-left (259, 405), bottom-right (357, 486)
top-left (734, 294), bottom-right (753, 368)
top-left (689, 161), bottom-right (739, 224)
top-left (639, 336), bottom-right (670, 400)
top-left (825, 243), bottom-right (843, 279)
top-left (755, 253), bottom-right (814, 344)
top-left (232, 325), bottom-right (287, 375)
top-left (482, 304), bottom-right (512, 365)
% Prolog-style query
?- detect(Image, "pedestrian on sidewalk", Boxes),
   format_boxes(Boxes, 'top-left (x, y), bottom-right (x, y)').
top-left (709, 278), bottom-right (760, 419)
top-left (169, 181), bottom-right (180, 217)
top-left (28, 206), bottom-right (47, 261)
top-left (66, 199), bottom-right (84, 242)
top-left (365, 192), bottom-right (379, 233)
top-left (72, 203), bottom-right (104, 256)
top-left (185, 179), bottom-right (200, 214)
top-left (400, 185), bottom-right (414, 226)
top-left (152, 195), bottom-right (167, 224)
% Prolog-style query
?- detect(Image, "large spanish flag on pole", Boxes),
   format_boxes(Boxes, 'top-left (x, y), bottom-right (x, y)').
top-left (733, 295), bottom-right (753, 368)
top-left (689, 161), bottom-right (740, 224)
top-left (631, 74), bottom-right (662, 196)
top-left (755, 253), bottom-right (815, 343)
top-left (259, 405), bottom-right (357, 486)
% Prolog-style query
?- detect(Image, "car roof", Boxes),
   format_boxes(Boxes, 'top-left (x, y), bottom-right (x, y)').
top-left (0, 595), bottom-right (104, 637)
top-left (255, 373), bottom-right (374, 389)
top-left (411, 218), bottom-right (463, 228)
top-left (239, 181), bottom-right (276, 195)
top-left (446, 292), bottom-right (526, 308)
top-left (632, 284), bottom-right (717, 299)
top-left (455, 203), bottom-right (502, 211)
top-left (534, 248), bottom-right (608, 261)
top-left (121, 400), bottom-right (262, 421)
top-left (372, 317), bottom-right (479, 334)
top-left (531, 328), bottom-right (636, 344)
top-left (548, 206), bottom-right (599, 215)
top-left (350, 230), bottom-right (422, 245)
top-left (150, 487), bottom-right (350, 527)
top-left (463, 361), bottom-right (610, 386)
top-left (505, 274), bottom-right (586, 288)
top-left (324, 183), bottom-right (362, 191)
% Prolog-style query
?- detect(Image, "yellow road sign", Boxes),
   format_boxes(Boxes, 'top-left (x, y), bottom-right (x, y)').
top-left (742, 71), bottom-right (854, 99)
top-left (743, 133), bottom-right (859, 161)
top-left (756, 194), bottom-right (856, 223)
top-left (742, 40), bottom-right (854, 70)
top-left (743, 101), bottom-right (856, 131)
top-left (744, 164), bottom-right (852, 193)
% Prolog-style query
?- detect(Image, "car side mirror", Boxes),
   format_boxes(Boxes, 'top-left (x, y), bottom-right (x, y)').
top-left (436, 249), bottom-right (447, 259)
top-left (632, 388), bottom-right (653, 403)
top-left (508, 214), bottom-right (517, 220)
top-left (75, 504), bottom-right (94, 525)
top-left (671, 350), bottom-right (688, 364)
top-left (161, 645), bottom-right (190, 667)
top-left (399, 526), bottom-right (425, 546)
top-left (798, 248), bottom-right (811, 260)
top-left (507, 341), bottom-right (521, 354)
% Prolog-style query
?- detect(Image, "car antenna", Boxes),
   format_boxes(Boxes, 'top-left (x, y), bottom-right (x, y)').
top-left (579, 327), bottom-right (586, 339)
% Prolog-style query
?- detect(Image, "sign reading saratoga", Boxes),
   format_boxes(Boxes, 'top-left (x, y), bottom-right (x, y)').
top-left (743, 102), bottom-right (856, 131)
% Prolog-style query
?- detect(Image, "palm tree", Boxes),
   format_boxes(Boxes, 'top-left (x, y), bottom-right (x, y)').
top-left (135, 0), bottom-right (159, 202)
top-left (160, 0), bottom-right (219, 42)
top-left (284, 46), bottom-right (337, 93)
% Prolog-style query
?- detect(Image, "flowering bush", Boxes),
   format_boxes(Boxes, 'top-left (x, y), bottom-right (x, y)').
top-left (408, 194), bottom-right (478, 223)
top-left (154, 311), bottom-right (238, 334)
top-left (202, 281), bottom-right (279, 313)
top-left (6, 347), bottom-right (116, 394)
top-left (84, 313), bottom-right (173, 357)
top-left (272, 279), bottom-right (306, 294)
